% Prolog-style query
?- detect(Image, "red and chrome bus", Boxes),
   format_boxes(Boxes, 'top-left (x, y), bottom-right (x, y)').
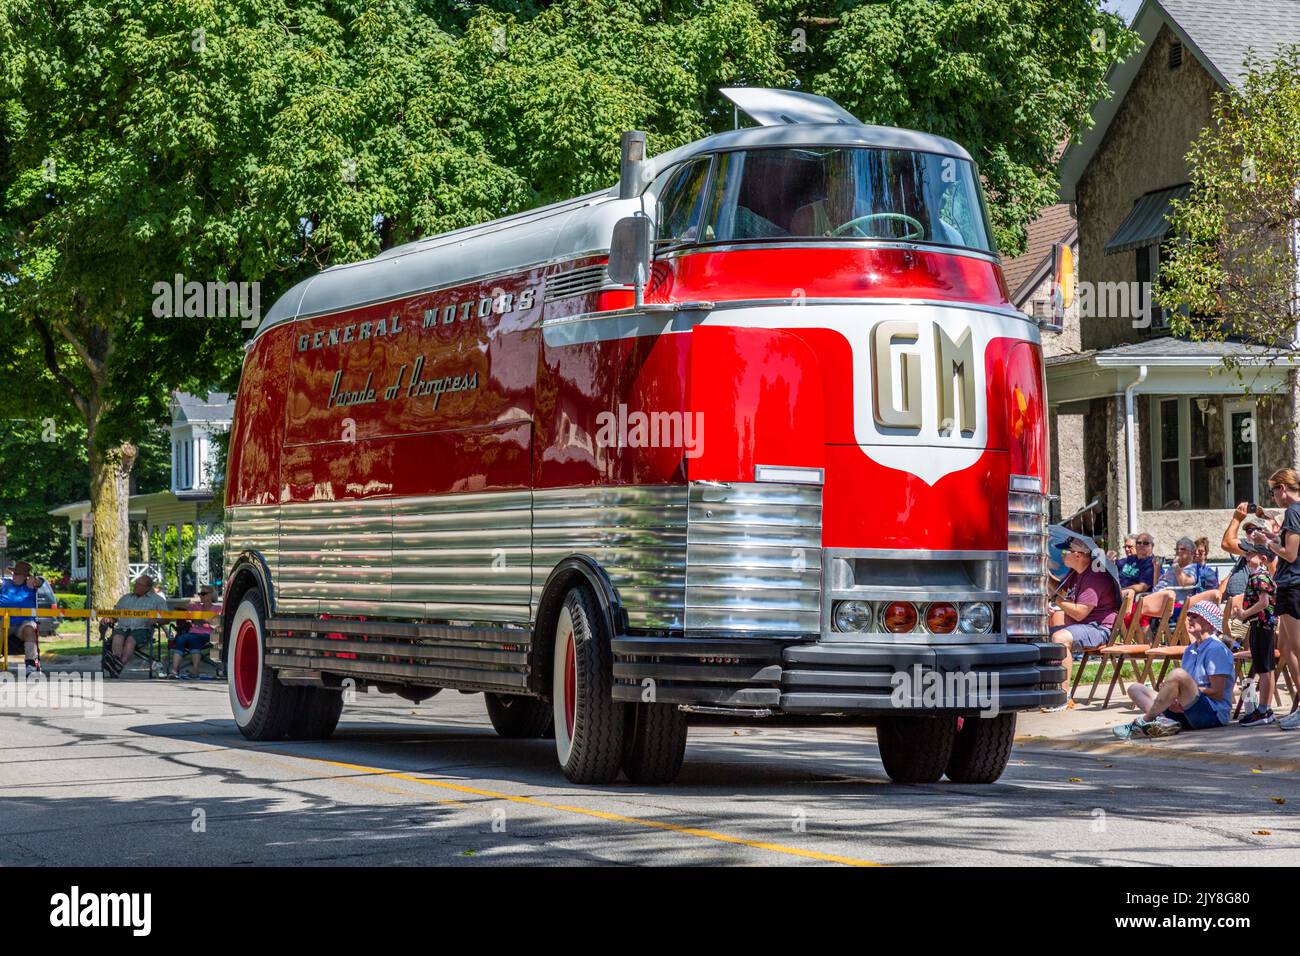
top-left (217, 88), bottom-right (1063, 785)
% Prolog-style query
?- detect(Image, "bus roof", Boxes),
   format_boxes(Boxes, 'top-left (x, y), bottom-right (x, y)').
top-left (254, 105), bottom-right (974, 336)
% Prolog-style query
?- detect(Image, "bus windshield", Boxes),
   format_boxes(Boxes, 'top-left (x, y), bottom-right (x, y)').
top-left (663, 146), bottom-right (994, 254)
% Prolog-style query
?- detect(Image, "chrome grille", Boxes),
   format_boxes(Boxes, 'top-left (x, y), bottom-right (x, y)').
top-left (685, 481), bottom-right (822, 634)
top-left (543, 263), bottom-right (608, 302)
top-left (1006, 476), bottom-right (1049, 640)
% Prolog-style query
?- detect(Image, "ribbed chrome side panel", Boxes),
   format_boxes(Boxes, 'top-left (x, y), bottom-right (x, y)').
top-left (685, 482), bottom-right (823, 634)
top-left (532, 486), bottom-right (688, 629)
top-left (224, 504), bottom-right (282, 598)
top-left (266, 491), bottom-right (532, 624)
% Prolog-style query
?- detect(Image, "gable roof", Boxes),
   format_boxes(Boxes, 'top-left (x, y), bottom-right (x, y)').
top-left (1001, 203), bottom-right (1077, 305)
top-left (1059, 0), bottom-right (1300, 200)
top-left (171, 391), bottom-right (233, 425)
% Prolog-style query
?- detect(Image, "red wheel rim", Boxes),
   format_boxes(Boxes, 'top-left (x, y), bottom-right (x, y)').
top-left (234, 619), bottom-right (258, 709)
top-left (563, 630), bottom-right (576, 737)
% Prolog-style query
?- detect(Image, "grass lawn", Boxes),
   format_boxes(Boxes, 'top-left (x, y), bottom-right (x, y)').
top-left (38, 634), bottom-right (101, 658)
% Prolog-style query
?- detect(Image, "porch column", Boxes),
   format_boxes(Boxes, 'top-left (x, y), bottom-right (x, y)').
top-left (196, 523), bottom-right (210, 586)
top-left (139, 522), bottom-right (150, 564)
top-left (1289, 369), bottom-right (1300, 469)
top-left (1105, 394), bottom-right (1136, 546)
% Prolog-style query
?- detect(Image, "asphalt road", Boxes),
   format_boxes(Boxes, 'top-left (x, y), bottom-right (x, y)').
top-left (3, 676), bottom-right (1299, 866)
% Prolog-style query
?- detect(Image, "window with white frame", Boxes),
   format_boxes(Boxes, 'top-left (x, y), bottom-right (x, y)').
top-left (1151, 396), bottom-right (1256, 509)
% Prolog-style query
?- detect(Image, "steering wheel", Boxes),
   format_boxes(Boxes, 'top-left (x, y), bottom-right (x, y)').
top-left (829, 212), bottom-right (925, 240)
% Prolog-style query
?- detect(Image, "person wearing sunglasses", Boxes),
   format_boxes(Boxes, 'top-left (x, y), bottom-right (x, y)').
top-left (1249, 469), bottom-right (1300, 729)
top-left (168, 585), bottom-right (221, 679)
top-left (1047, 537), bottom-right (1120, 710)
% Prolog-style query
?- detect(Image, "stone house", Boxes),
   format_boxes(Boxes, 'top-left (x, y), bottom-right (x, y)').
top-left (1049, 0), bottom-right (1300, 556)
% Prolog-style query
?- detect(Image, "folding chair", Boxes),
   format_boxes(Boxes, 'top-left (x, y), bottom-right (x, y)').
top-left (1142, 606), bottom-right (1189, 689)
top-left (1095, 594), bottom-right (1171, 707)
top-left (1070, 591), bottom-right (1133, 702)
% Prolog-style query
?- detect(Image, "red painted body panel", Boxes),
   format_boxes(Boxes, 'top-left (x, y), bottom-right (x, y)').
top-left (228, 246), bottom-right (1041, 557)
top-left (651, 247), bottom-right (1011, 308)
top-left (225, 324), bottom-right (290, 507)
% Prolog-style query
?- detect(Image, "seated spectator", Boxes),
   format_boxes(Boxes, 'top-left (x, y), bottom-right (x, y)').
top-left (1114, 601), bottom-right (1234, 738)
top-left (1136, 536), bottom-right (1215, 627)
top-left (1045, 537), bottom-right (1120, 712)
top-left (169, 585), bottom-right (221, 679)
top-left (1117, 532), bottom-right (1157, 601)
top-left (1, 560), bottom-right (46, 675)
top-left (104, 575), bottom-right (169, 677)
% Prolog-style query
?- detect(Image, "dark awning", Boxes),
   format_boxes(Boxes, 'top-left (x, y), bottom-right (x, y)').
top-left (1103, 184), bottom-right (1190, 255)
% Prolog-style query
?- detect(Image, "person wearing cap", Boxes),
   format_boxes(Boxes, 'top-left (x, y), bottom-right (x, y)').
top-left (104, 574), bottom-right (169, 677)
top-left (1115, 601), bottom-right (1234, 738)
top-left (1046, 536), bottom-right (1120, 711)
top-left (0, 560), bottom-right (46, 675)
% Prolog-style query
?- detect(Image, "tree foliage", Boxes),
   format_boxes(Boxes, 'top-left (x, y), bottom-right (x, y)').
top-left (1161, 46), bottom-right (1300, 349)
top-left (0, 0), bottom-right (1134, 583)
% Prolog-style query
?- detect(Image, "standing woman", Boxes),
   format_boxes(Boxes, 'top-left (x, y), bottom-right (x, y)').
top-left (1250, 468), bottom-right (1300, 726)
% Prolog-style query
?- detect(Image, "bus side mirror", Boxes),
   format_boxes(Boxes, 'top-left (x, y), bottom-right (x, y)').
top-left (608, 214), bottom-right (653, 305)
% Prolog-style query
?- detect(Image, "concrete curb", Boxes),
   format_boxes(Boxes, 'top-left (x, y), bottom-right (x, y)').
top-left (1014, 733), bottom-right (1300, 773)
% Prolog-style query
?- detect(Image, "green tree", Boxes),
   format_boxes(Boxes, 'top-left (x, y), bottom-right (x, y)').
top-left (768, 0), bottom-right (1138, 255)
top-left (1160, 47), bottom-right (1300, 351)
top-left (1, 0), bottom-right (1135, 612)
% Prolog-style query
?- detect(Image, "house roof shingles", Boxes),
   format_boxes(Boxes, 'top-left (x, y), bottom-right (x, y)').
top-left (1158, 0), bottom-right (1300, 84)
top-left (1001, 203), bottom-right (1076, 305)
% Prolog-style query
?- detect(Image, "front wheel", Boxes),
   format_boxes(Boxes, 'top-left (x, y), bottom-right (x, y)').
top-left (945, 712), bottom-right (1016, 783)
top-left (228, 590), bottom-right (303, 740)
top-left (551, 585), bottom-right (625, 783)
top-left (622, 702), bottom-right (688, 784)
top-left (875, 716), bottom-right (956, 784)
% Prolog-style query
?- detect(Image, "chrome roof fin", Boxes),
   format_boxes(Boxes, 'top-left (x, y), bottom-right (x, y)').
top-left (719, 87), bottom-right (864, 127)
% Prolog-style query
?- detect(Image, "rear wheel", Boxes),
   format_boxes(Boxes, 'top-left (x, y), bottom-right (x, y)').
top-left (287, 687), bottom-right (344, 740)
top-left (551, 584), bottom-right (625, 783)
top-left (485, 692), bottom-right (552, 738)
top-left (945, 712), bottom-right (1016, 783)
top-left (228, 590), bottom-right (303, 740)
top-left (875, 716), bottom-right (957, 784)
top-left (622, 702), bottom-right (688, 784)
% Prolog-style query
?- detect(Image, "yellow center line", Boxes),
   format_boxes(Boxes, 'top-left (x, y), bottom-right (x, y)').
top-left (295, 753), bottom-right (882, 867)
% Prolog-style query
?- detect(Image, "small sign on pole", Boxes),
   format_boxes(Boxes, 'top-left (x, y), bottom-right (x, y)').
top-left (0, 524), bottom-right (7, 549)
top-left (81, 513), bottom-right (93, 538)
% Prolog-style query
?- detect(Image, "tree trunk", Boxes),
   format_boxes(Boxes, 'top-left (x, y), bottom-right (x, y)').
top-left (88, 437), bottom-right (137, 610)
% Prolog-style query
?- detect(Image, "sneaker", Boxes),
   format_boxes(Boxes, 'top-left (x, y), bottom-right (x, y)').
top-left (1143, 717), bottom-right (1182, 737)
top-left (24, 659), bottom-right (40, 677)
top-left (1242, 708), bottom-right (1275, 726)
top-left (1277, 709), bottom-right (1300, 731)
top-left (180, 672), bottom-right (198, 681)
top-left (1041, 699), bottom-right (1075, 713)
top-left (1113, 719), bottom-right (1144, 740)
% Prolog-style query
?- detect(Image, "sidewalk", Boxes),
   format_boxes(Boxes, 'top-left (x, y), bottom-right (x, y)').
top-left (1017, 695), bottom-right (1300, 772)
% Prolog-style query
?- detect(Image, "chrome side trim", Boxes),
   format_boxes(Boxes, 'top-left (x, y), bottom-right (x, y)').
top-left (655, 240), bottom-right (1000, 266)
top-left (685, 481), bottom-right (823, 634)
top-left (225, 503), bottom-right (282, 602)
top-left (540, 297), bottom-right (1036, 347)
top-left (532, 485), bottom-right (688, 629)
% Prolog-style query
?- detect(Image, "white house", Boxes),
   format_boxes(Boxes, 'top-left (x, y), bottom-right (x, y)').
top-left (50, 391), bottom-right (232, 593)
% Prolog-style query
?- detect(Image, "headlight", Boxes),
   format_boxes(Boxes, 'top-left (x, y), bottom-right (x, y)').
top-left (959, 602), bottom-right (994, 634)
top-left (833, 600), bottom-right (872, 633)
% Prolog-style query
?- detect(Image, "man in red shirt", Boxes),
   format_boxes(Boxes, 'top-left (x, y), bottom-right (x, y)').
top-left (1045, 538), bottom-right (1120, 711)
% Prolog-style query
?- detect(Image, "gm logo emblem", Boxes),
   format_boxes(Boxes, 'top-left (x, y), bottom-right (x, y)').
top-left (871, 320), bottom-right (977, 437)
